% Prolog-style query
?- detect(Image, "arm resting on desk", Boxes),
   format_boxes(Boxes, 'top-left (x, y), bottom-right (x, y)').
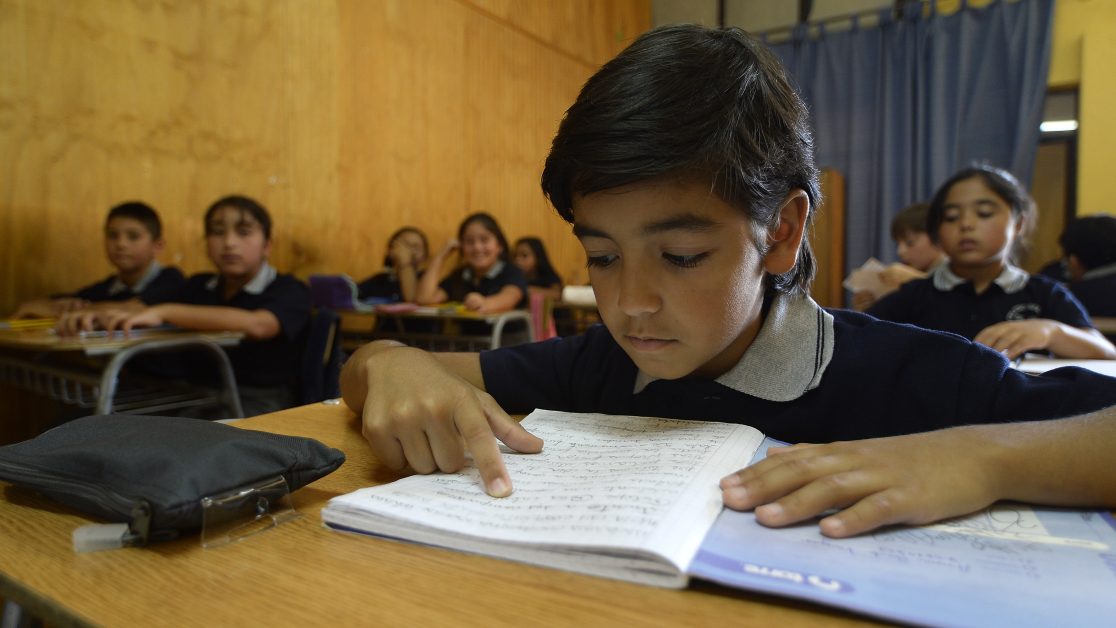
top-left (103, 304), bottom-right (280, 341)
top-left (340, 339), bottom-right (542, 497)
top-left (973, 320), bottom-right (1116, 360)
top-left (722, 406), bottom-right (1116, 538)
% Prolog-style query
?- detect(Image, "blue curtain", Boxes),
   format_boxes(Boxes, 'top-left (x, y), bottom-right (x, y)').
top-left (764, 0), bottom-right (1054, 288)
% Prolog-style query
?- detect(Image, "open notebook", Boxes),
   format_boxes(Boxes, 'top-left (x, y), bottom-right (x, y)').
top-left (323, 409), bottom-right (1116, 626)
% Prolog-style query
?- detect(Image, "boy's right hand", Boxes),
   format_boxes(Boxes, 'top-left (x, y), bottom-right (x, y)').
top-left (346, 343), bottom-right (543, 497)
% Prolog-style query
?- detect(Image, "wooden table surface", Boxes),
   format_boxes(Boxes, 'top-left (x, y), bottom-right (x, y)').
top-left (0, 403), bottom-right (881, 627)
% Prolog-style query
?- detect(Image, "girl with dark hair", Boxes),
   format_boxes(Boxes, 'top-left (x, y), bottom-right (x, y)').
top-left (415, 212), bottom-right (528, 313)
top-left (358, 226), bottom-right (429, 303)
top-left (513, 237), bottom-right (563, 301)
top-left (869, 164), bottom-right (1114, 359)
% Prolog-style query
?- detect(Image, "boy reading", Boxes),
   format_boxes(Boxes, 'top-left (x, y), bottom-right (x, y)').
top-left (850, 202), bottom-right (946, 311)
top-left (11, 201), bottom-right (185, 318)
top-left (340, 25), bottom-right (1116, 538)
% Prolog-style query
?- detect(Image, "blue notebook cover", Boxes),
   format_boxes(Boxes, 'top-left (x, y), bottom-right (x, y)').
top-left (690, 438), bottom-right (1116, 627)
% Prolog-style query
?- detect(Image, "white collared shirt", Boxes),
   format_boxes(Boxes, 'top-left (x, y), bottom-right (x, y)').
top-left (931, 263), bottom-right (1029, 294)
top-left (107, 261), bottom-right (164, 296)
top-left (204, 262), bottom-right (278, 295)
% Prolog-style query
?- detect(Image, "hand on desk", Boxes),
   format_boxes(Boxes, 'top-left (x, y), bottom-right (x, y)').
top-left (342, 341), bottom-right (544, 497)
top-left (720, 426), bottom-right (1001, 538)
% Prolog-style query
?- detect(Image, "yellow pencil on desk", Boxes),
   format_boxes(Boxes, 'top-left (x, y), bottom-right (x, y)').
top-left (0, 318), bottom-right (56, 331)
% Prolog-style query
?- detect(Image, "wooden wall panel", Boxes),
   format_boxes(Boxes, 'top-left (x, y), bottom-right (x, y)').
top-left (0, 0), bottom-right (649, 312)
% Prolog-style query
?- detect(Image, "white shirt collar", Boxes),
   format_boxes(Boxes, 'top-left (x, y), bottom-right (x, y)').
top-left (633, 293), bottom-right (835, 402)
top-left (204, 262), bottom-right (277, 295)
top-left (108, 261), bottom-right (163, 296)
top-left (462, 260), bottom-right (505, 282)
top-left (1082, 261), bottom-right (1116, 281)
top-left (931, 263), bottom-right (1029, 294)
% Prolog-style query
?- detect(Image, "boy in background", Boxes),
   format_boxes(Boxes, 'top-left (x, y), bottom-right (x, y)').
top-left (70, 195), bottom-right (310, 417)
top-left (11, 202), bottom-right (185, 318)
top-left (1059, 213), bottom-right (1116, 318)
top-left (340, 25), bottom-right (1116, 538)
top-left (851, 202), bottom-right (945, 311)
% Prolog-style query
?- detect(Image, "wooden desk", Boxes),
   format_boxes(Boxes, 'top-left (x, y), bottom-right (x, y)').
top-left (1093, 317), bottom-right (1116, 335)
top-left (0, 403), bottom-right (879, 626)
top-left (0, 329), bottom-right (244, 438)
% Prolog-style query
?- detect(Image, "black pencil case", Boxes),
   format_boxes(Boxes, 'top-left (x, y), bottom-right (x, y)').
top-left (0, 414), bottom-right (345, 547)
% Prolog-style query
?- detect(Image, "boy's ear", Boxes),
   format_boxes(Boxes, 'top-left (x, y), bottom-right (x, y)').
top-left (153, 237), bottom-right (166, 254)
top-left (763, 190), bottom-right (810, 275)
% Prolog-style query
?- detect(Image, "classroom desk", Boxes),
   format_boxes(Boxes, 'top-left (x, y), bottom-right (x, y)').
top-left (0, 328), bottom-right (244, 436)
top-left (341, 306), bottom-right (534, 352)
top-left (1015, 355), bottom-right (1116, 378)
top-left (0, 403), bottom-right (880, 627)
top-left (1093, 317), bottom-right (1116, 335)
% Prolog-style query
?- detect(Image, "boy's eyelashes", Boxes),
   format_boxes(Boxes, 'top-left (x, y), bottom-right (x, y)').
top-left (663, 252), bottom-right (709, 268)
top-left (585, 251), bottom-right (710, 269)
top-left (585, 254), bottom-right (617, 269)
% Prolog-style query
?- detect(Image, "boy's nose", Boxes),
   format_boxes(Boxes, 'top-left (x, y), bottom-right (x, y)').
top-left (616, 265), bottom-right (661, 316)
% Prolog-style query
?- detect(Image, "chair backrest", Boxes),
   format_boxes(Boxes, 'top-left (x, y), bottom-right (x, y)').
top-left (299, 308), bottom-right (344, 405)
top-left (309, 274), bottom-right (366, 311)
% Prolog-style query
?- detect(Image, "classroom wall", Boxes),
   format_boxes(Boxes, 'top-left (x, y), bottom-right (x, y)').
top-left (0, 0), bottom-right (650, 313)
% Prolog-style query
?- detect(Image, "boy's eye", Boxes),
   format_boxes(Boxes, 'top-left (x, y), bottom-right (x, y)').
top-left (663, 252), bottom-right (709, 268)
top-left (942, 211), bottom-right (959, 222)
top-left (586, 254), bottom-right (617, 269)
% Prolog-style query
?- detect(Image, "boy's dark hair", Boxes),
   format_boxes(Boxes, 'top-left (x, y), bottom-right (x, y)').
top-left (890, 202), bottom-right (931, 241)
top-left (106, 201), bottom-right (162, 240)
top-left (383, 226), bottom-right (430, 268)
top-left (458, 212), bottom-right (511, 263)
top-left (540, 24), bottom-right (821, 295)
top-left (515, 236), bottom-right (563, 286)
top-left (1060, 214), bottom-right (1116, 270)
top-left (926, 164), bottom-right (1036, 263)
top-left (205, 195), bottom-right (272, 240)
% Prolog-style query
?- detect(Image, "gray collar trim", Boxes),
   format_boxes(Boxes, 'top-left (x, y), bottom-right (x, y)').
top-left (633, 294), bottom-right (835, 402)
top-left (932, 263), bottom-right (1028, 294)
top-left (462, 260), bottom-right (505, 282)
top-left (1082, 262), bottom-right (1116, 281)
top-left (108, 261), bottom-right (163, 296)
top-left (204, 262), bottom-right (276, 295)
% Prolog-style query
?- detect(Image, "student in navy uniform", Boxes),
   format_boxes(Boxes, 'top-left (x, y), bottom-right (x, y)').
top-left (1058, 214), bottom-right (1116, 318)
top-left (868, 165), bottom-right (1115, 360)
top-left (13, 201), bottom-right (185, 319)
top-left (513, 237), bottom-right (564, 302)
top-left (339, 25), bottom-right (1116, 539)
top-left (358, 226), bottom-right (429, 303)
top-left (851, 202), bottom-right (946, 311)
top-left (416, 212), bottom-right (528, 313)
top-left (82, 195), bottom-right (311, 416)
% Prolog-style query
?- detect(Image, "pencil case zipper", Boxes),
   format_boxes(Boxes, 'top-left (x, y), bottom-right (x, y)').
top-left (0, 459), bottom-right (154, 546)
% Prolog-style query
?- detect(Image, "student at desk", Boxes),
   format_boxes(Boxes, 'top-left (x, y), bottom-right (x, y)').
top-left (341, 25), bottom-right (1116, 539)
top-left (358, 226), bottom-right (429, 303)
top-left (11, 201), bottom-right (185, 319)
top-left (1058, 214), bottom-right (1116, 318)
top-left (415, 212), bottom-right (528, 313)
top-left (66, 195), bottom-right (311, 417)
top-left (867, 165), bottom-right (1115, 360)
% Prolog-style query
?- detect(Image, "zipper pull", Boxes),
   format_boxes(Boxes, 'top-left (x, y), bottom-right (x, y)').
top-left (71, 500), bottom-right (152, 553)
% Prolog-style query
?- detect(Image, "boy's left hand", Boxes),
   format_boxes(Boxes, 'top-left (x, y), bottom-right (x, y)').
top-left (720, 426), bottom-right (1002, 537)
top-left (974, 320), bottom-right (1055, 359)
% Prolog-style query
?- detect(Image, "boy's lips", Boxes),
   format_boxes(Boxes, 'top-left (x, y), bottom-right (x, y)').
top-left (626, 335), bottom-right (675, 352)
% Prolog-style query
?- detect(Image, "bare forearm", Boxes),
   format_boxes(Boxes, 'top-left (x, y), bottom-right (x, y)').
top-left (982, 407), bottom-right (1116, 507)
top-left (397, 265), bottom-right (419, 303)
top-left (1048, 325), bottom-right (1116, 359)
top-left (153, 304), bottom-right (280, 340)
